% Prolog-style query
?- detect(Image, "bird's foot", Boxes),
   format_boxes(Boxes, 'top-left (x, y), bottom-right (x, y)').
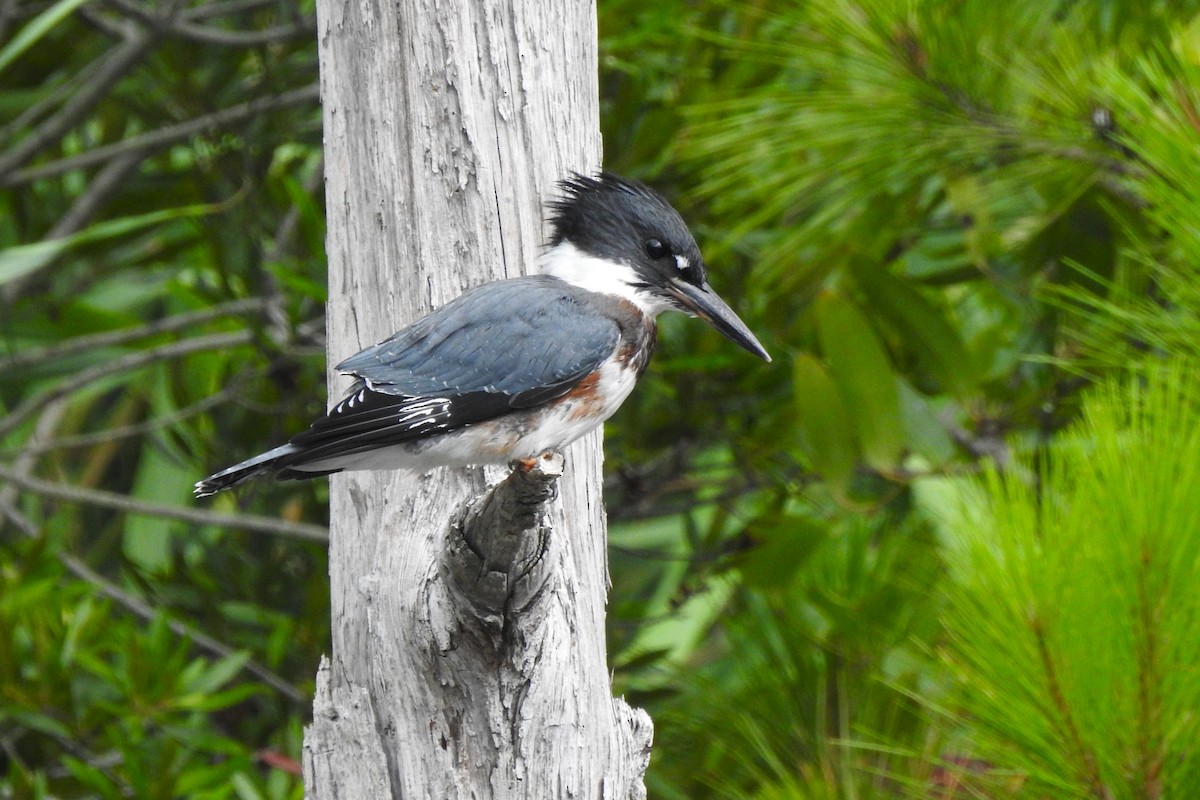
top-left (509, 450), bottom-right (564, 477)
top-left (511, 456), bottom-right (538, 473)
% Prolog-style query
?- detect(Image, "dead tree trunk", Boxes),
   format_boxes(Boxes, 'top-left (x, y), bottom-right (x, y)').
top-left (302, 0), bottom-right (652, 797)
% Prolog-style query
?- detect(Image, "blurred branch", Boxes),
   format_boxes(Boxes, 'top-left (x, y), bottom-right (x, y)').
top-left (77, 2), bottom-right (140, 39)
top-left (0, 0), bottom-right (18, 41)
top-left (0, 495), bottom-right (308, 703)
top-left (165, 17), bottom-right (314, 46)
top-left (0, 392), bottom-right (70, 514)
top-left (44, 150), bottom-right (143, 237)
top-left (261, 155), bottom-right (324, 345)
top-left (267, 155), bottom-right (323, 261)
top-left (0, 28), bottom-right (159, 177)
top-left (0, 330), bottom-right (254, 438)
top-left (182, 0), bottom-right (280, 20)
top-left (3, 83), bottom-right (320, 187)
top-left (0, 66), bottom-right (79, 143)
top-left (0, 462), bottom-right (329, 541)
top-left (102, 0), bottom-right (314, 45)
top-left (1, 298), bottom-right (267, 371)
top-left (3, 373), bottom-right (252, 457)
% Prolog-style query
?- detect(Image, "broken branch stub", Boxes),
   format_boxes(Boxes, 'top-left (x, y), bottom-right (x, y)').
top-left (443, 452), bottom-right (565, 632)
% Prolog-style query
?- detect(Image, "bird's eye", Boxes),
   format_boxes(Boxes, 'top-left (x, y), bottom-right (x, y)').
top-left (644, 238), bottom-right (669, 260)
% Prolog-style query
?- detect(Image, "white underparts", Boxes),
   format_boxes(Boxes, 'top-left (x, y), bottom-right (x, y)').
top-left (538, 240), bottom-right (674, 316)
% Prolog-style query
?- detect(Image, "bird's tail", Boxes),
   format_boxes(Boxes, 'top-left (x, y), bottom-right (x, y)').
top-left (194, 443), bottom-right (301, 497)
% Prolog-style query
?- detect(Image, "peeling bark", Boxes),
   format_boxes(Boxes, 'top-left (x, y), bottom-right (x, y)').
top-left (303, 0), bottom-right (651, 796)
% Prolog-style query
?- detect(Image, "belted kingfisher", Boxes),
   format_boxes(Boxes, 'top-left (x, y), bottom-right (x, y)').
top-left (195, 172), bottom-right (770, 497)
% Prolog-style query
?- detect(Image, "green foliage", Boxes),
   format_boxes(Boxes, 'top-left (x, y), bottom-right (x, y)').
top-left (602, 0), bottom-right (1199, 495)
top-left (600, 0), bottom-right (1200, 796)
top-left (814, 291), bottom-right (905, 473)
top-left (1, 0), bottom-right (322, 792)
top-left (1051, 46), bottom-right (1200, 371)
top-left (926, 363), bottom-right (1200, 798)
top-left (631, 512), bottom-right (944, 799)
top-left (1, 537), bottom-right (304, 797)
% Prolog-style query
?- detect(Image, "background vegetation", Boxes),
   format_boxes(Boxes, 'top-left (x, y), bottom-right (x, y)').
top-left (3, 0), bottom-right (1199, 797)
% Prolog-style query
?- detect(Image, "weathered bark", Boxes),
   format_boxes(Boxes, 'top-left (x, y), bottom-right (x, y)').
top-left (302, 0), bottom-right (652, 797)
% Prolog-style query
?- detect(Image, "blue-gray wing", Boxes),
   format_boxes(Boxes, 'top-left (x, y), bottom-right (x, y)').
top-left (336, 276), bottom-right (619, 401)
top-left (281, 277), bottom-right (619, 464)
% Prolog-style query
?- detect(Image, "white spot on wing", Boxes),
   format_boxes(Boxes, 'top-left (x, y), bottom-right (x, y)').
top-left (335, 388), bottom-right (368, 414)
top-left (397, 398), bottom-right (448, 426)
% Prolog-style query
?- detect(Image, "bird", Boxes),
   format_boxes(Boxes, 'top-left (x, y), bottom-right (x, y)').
top-left (194, 172), bottom-right (770, 497)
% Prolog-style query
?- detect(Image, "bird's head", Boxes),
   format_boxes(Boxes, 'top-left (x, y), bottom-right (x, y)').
top-left (542, 172), bottom-right (770, 362)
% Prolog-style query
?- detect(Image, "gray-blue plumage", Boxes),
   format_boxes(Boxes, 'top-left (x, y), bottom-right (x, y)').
top-left (337, 276), bottom-right (618, 401)
top-left (281, 277), bottom-right (627, 466)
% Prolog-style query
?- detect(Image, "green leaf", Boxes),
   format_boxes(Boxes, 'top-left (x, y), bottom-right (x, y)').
top-left (265, 260), bottom-right (327, 303)
top-left (122, 462), bottom-right (177, 574)
top-left (815, 291), bottom-right (905, 471)
top-left (897, 379), bottom-right (957, 467)
top-left (738, 514), bottom-right (827, 589)
top-left (0, 204), bottom-right (224, 286)
top-left (231, 771), bottom-right (263, 800)
top-left (944, 174), bottom-right (1002, 267)
top-left (793, 353), bottom-right (858, 495)
top-left (621, 574), bottom-right (735, 668)
top-left (61, 755), bottom-right (120, 796)
top-left (0, 0), bottom-right (90, 75)
top-left (191, 683), bottom-right (261, 712)
top-left (849, 258), bottom-right (977, 396)
top-left (124, 417), bottom-right (190, 573)
top-left (0, 239), bottom-right (69, 286)
top-left (1, 708), bottom-right (73, 740)
top-left (182, 650), bottom-right (251, 697)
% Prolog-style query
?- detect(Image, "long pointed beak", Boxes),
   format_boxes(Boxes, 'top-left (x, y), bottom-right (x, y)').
top-left (667, 277), bottom-right (771, 362)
